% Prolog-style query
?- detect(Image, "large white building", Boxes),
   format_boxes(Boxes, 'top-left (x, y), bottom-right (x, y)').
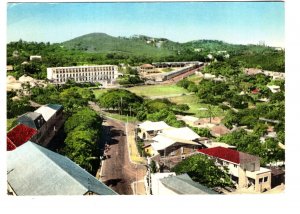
top-left (47, 65), bottom-right (119, 85)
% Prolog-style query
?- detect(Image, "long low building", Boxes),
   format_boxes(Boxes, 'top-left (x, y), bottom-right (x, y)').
top-left (47, 65), bottom-right (118, 85)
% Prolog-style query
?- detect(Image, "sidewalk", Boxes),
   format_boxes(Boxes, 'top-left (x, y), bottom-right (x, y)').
top-left (125, 122), bottom-right (147, 165)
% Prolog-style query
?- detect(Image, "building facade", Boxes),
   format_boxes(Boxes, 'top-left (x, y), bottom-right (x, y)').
top-left (198, 147), bottom-right (271, 192)
top-left (8, 104), bottom-right (64, 150)
top-left (47, 65), bottom-right (118, 85)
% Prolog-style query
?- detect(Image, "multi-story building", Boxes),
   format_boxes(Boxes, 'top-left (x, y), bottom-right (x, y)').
top-left (198, 147), bottom-right (272, 192)
top-left (47, 65), bottom-right (118, 85)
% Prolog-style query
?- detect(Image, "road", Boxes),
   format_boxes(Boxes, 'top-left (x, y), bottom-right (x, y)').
top-left (95, 110), bottom-right (146, 195)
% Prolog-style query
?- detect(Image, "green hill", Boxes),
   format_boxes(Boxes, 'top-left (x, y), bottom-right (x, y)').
top-left (62, 33), bottom-right (174, 57)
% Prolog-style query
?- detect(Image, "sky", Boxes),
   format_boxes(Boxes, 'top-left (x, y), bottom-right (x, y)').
top-left (7, 1), bottom-right (285, 47)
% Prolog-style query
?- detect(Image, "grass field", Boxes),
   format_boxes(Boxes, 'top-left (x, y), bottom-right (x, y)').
top-left (93, 89), bottom-right (109, 99)
top-left (168, 94), bottom-right (225, 118)
top-left (187, 74), bottom-right (203, 84)
top-left (103, 112), bottom-right (138, 122)
top-left (93, 84), bottom-right (225, 119)
top-left (93, 85), bottom-right (188, 99)
top-left (126, 84), bottom-right (189, 97)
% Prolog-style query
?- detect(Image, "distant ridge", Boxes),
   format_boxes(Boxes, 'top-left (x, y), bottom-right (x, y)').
top-left (62, 32), bottom-right (174, 57)
top-left (62, 32), bottom-right (276, 57)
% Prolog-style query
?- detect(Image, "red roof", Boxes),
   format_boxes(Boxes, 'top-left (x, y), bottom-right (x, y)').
top-left (7, 124), bottom-right (37, 150)
top-left (198, 147), bottom-right (240, 164)
top-left (251, 88), bottom-right (260, 94)
top-left (7, 138), bottom-right (16, 151)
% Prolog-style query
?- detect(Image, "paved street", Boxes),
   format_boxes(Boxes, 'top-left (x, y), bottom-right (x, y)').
top-left (97, 116), bottom-right (146, 195)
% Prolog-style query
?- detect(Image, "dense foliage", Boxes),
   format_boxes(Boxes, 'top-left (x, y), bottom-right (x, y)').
top-left (218, 130), bottom-right (285, 166)
top-left (97, 89), bottom-right (187, 127)
top-left (7, 91), bottom-right (34, 119)
top-left (63, 108), bottom-right (102, 173)
top-left (117, 67), bottom-right (144, 85)
top-left (172, 154), bottom-right (234, 188)
top-left (7, 35), bottom-right (284, 79)
top-left (30, 84), bottom-right (95, 115)
top-left (98, 89), bottom-right (143, 115)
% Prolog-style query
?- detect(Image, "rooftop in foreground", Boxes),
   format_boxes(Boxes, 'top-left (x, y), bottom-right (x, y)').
top-left (7, 141), bottom-right (117, 195)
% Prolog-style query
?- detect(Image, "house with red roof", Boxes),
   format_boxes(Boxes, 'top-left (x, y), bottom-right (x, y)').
top-left (7, 124), bottom-right (38, 151)
top-left (7, 104), bottom-right (64, 150)
top-left (198, 147), bottom-right (271, 192)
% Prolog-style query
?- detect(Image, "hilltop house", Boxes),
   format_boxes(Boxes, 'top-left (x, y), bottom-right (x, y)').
top-left (7, 142), bottom-right (117, 195)
top-left (198, 147), bottom-right (271, 192)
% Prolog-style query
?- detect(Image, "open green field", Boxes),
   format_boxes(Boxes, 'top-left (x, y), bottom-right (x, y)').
top-left (187, 74), bottom-right (203, 84)
top-left (126, 84), bottom-right (189, 97)
top-left (93, 84), bottom-right (225, 119)
top-left (93, 89), bottom-right (109, 99)
top-left (93, 85), bottom-right (188, 99)
top-left (168, 94), bottom-right (225, 118)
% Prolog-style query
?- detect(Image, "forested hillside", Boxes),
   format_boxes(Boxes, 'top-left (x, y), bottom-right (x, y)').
top-left (7, 33), bottom-right (285, 79)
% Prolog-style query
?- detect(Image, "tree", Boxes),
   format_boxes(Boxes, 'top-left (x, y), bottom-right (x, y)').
top-left (7, 95), bottom-right (33, 119)
top-left (191, 127), bottom-right (212, 138)
top-left (172, 154), bottom-right (234, 188)
top-left (64, 107), bottom-right (101, 134)
top-left (253, 123), bottom-right (268, 137)
top-left (98, 89), bottom-right (143, 115)
top-left (150, 160), bottom-right (157, 173)
top-left (63, 108), bottom-right (102, 173)
top-left (64, 129), bottom-right (98, 172)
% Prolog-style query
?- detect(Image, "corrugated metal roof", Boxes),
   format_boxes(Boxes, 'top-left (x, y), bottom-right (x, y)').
top-left (160, 173), bottom-right (217, 194)
top-left (17, 112), bottom-right (45, 129)
top-left (198, 147), bottom-right (259, 165)
top-left (198, 147), bottom-right (240, 164)
top-left (34, 104), bottom-right (62, 121)
top-left (162, 127), bottom-right (200, 141)
top-left (7, 142), bottom-right (117, 195)
top-left (139, 121), bottom-right (171, 131)
top-left (47, 104), bottom-right (63, 111)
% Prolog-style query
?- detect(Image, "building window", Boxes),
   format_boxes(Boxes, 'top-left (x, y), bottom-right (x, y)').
top-left (233, 164), bottom-right (237, 168)
top-left (259, 178), bottom-right (263, 184)
top-left (264, 177), bottom-right (268, 182)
